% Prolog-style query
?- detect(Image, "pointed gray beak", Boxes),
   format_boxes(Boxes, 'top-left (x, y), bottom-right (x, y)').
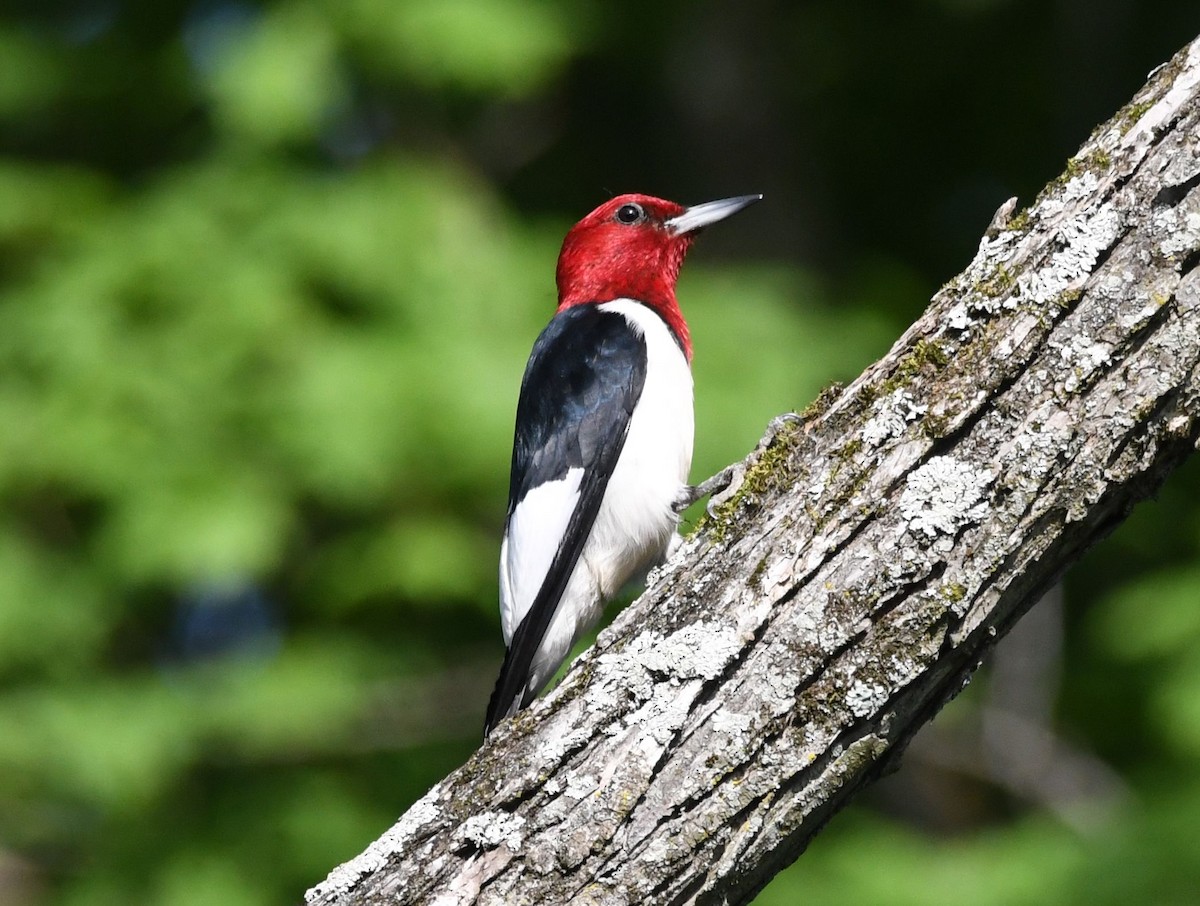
top-left (666, 193), bottom-right (762, 235)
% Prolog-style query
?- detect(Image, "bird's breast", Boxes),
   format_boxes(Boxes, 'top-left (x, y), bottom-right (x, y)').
top-left (584, 298), bottom-right (695, 593)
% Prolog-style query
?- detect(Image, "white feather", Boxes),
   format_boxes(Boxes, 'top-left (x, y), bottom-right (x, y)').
top-left (500, 469), bottom-right (583, 644)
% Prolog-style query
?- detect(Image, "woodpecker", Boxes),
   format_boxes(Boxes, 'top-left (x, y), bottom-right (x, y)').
top-left (484, 192), bottom-right (762, 736)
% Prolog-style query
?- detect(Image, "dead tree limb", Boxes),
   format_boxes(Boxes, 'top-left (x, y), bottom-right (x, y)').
top-left (307, 33), bottom-right (1200, 906)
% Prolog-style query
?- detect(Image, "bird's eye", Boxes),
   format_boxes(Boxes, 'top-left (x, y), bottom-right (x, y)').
top-left (615, 203), bottom-right (644, 224)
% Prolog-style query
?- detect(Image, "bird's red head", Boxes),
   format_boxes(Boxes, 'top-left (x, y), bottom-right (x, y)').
top-left (555, 193), bottom-right (761, 361)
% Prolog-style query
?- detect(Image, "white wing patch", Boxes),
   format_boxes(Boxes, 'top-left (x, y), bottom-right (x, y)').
top-left (500, 468), bottom-right (584, 644)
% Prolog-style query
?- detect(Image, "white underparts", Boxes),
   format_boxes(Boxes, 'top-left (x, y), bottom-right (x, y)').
top-left (501, 298), bottom-right (694, 702)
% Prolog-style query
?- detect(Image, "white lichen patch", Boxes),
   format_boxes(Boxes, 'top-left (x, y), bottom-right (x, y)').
top-left (710, 708), bottom-right (754, 738)
top-left (874, 531), bottom-right (934, 584)
top-left (1061, 170), bottom-right (1100, 203)
top-left (862, 389), bottom-right (928, 446)
top-left (1054, 333), bottom-right (1113, 392)
top-left (1004, 409), bottom-right (1075, 493)
top-left (588, 635), bottom-right (659, 710)
top-left (456, 811), bottom-right (526, 850)
top-left (758, 662), bottom-right (800, 716)
top-left (641, 835), bottom-right (672, 864)
top-left (943, 301), bottom-right (974, 332)
top-left (640, 679), bottom-right (705, 745)
top-left (971, 232), bottom-right (1009, 263)
top-left (1159, 209), bottom-right (1200, 257)
top-left (898, 456), bottom-right (995, 540)
top-left (1120, 293), bottom-right (1170, 331)
top-left (634, 621), bottom-right (743, 681)
top-left (305, 788), bottom-right (443, 902)
top-left (1017, 204), bottom-right (1123, 305)
top-left (816, 616), bottom-right (849, 652)
top-left (585, 622), bottom-right (741, 727)
top-left (845, 679), bottom-right (889, 718)
top-left (806, 465), bottom-right (832, 500)
top-left (563, 772), bottom-right (599, 800)
top-left (884, 650), bottom-right (922, 684)
top-left (536, 726), bottom-right (593, 764)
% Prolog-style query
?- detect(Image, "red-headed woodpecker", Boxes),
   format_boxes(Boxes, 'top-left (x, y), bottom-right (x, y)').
top-left (485, 192), bottom-right (762, 736)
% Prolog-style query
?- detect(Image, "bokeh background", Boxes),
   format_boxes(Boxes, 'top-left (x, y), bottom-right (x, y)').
top-left (1, 1), bottom-right (1198, 904)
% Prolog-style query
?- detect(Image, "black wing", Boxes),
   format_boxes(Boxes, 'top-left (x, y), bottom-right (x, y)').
top-left (485, 304), bottom-right (647, 735)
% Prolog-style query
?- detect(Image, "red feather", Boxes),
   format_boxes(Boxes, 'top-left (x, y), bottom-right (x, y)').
top-left (555, 194), bottom-right (696, 361)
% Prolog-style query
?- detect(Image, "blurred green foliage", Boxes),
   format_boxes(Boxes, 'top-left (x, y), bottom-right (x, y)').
top-left (0, 0), bottom-right (1197, 903)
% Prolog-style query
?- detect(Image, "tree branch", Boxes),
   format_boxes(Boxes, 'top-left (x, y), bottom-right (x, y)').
top-left (307, 33), bottom-right (1200, 906)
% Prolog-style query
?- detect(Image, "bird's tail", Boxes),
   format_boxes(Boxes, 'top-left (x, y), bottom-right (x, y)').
top-left (483, 649), bottom-right (532, 738)
top-left (484, 464), bottom-right (612, 738)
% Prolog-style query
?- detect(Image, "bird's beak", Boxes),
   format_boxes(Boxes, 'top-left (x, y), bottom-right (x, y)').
top-left (666, 194), bottom-right (763, 236)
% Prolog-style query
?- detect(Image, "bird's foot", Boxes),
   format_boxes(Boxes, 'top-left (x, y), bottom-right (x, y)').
top-left (673, 412), bottom-right (805, 517)
top-left (673, 466), bottom-right (736, 514)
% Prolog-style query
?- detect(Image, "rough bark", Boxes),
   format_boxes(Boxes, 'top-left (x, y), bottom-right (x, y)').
top-left (307, 34), bottom-right (1200, 906)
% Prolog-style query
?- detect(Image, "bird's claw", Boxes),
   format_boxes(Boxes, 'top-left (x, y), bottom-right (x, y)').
top-left (673, 465), bottom-right (737, 514)
top-left (673, 412), bottom-right (805, 518)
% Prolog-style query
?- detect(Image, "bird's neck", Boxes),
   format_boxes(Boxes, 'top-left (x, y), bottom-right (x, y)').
top-left (556, 244), bottom-right (693, 361)
top-left (641, 296), bottom-right (692, 362)
top-left (559, 292), bottom-right (691, 362)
